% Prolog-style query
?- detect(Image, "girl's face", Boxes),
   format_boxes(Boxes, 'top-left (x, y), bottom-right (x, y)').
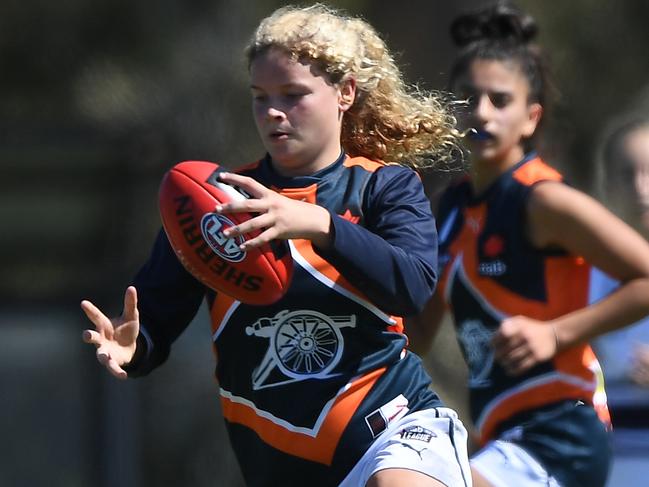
top-left (616, 127), bottom-right (649, 234)
top-left (249, 48), bottom-right (354, 177)
top-left (455, 59), bottom-right (542, 169)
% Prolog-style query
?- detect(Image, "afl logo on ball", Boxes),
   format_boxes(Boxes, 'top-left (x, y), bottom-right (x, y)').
top-left (200, 213), bottom-right (246, 263)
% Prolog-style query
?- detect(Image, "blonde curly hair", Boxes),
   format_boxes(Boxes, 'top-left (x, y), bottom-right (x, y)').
top-left (245, 4), bottom-right (461, 170)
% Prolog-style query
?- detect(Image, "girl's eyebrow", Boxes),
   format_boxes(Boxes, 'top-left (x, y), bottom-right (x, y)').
top-left (250, 81), bottom-right (310, 91)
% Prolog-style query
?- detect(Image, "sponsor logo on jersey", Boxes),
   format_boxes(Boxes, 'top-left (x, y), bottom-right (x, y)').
top-left (478, 260), bottom-right (507, 276)
top-left (400, 425), bottom-right (436, 442)
top-left (201, 212), bottom-right (246, 263)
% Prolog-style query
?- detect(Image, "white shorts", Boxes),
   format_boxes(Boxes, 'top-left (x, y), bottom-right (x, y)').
top-left (339, 408), bottom-right (472, 487)
top-left (471, 440), bottom-right (561, 487)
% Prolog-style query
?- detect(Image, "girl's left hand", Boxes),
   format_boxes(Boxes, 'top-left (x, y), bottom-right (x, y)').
top-left (492, 316), bottom-right (559, 376)
top-left (216, 172), bottom-right (333, 250)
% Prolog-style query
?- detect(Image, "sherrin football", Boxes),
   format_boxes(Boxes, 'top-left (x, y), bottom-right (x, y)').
top-left (158, 160), bottom-right (293, 305)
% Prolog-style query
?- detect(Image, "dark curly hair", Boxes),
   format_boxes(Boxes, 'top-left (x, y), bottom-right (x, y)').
top-left (449, 1), bottom-right (556, 150)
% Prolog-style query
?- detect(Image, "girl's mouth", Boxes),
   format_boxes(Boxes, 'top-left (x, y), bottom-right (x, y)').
top-left (468, 128), bottom-right (493, 141)
top-left (270, 131), bottom-right (290, 140)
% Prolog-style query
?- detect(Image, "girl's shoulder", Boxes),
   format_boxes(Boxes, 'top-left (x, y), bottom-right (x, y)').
top-left (511, 156), bottom-right (563, 187)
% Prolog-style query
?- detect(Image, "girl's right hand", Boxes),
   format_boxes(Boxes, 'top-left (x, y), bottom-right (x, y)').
top-left (216, 172), bottom-right (333, 250)
top-left (81, 286), bottom-right (140, 380)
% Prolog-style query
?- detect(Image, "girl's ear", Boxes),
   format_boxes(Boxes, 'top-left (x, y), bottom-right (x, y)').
top-left (338, 77), bottom-right (357, 112)
top-left (522, 102), bottom-right (543, 138)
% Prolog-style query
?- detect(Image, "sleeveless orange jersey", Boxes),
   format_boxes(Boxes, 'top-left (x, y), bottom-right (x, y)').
top-left (436, 154), bottom-right (610, 445)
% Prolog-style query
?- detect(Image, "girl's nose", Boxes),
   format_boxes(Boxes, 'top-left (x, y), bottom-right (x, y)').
top-left (266, 106), bottom-right (286, 120)
top-left (473, 94), bottom-right (492, 122)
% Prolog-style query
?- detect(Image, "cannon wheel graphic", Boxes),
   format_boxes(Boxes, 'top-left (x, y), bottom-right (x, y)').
top-left (270, 310), bottom-right (344, 378)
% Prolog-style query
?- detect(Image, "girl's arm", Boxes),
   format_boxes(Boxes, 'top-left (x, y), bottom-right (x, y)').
top-left (314, 165), bottom-right (438, 316)
top-left (493, 181), bottom-right (649, 375)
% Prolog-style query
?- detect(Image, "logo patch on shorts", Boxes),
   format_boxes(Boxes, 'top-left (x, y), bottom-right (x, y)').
top-left (400, 425), bottom-right (436, 442)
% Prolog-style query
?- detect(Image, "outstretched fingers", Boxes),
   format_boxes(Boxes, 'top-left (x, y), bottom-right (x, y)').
top-left (82, 329), bottom-right (103, 345)
top-left (97, 348), bottom-right (128, 380)
top-left (122, 286), bottom-right (139, 323)
top-left (80, 299), bottom-right (111, 335)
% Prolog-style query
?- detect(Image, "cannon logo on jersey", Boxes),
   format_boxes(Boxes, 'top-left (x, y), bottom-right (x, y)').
top-left (459, 319), bottom-right (495, 388)
top-left (245, 310), bottom-right (356, 390)
top-left (200, 212), bottom-right (246, 263)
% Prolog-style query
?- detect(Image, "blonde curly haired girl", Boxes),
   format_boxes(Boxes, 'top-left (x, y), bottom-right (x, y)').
top-left (246, 3), bottom-right (461, 170)
top-left (82, 4), bottom-right (471, 486)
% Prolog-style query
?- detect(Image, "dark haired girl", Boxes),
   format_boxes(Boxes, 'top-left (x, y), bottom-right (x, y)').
top-left (410, 2), bottom-right (649, 486)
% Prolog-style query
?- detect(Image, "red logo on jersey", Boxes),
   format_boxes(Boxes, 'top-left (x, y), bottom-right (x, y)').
top-left (340, 209), bottom-right (360, 224)
top-left (483, 235), bottom-right (504, 257)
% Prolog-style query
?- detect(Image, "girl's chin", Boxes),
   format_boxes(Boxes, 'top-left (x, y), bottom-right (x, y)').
top-left (470, 149), bottom-right (503, 165)
top-left (266, 146), bottom-right (300, 165)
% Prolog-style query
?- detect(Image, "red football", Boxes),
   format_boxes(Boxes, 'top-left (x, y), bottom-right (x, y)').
top-left (158, 160), bottom-right (293, 305)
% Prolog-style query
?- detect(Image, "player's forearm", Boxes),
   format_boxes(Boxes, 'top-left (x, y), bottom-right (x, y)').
top-left (316, 214), bottom-right (437, 315)
top-left (552, 277), bottom-right (649, 351)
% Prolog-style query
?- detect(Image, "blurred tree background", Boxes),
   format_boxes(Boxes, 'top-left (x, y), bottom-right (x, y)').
top-left (1, 1), bottom-right (648, 486)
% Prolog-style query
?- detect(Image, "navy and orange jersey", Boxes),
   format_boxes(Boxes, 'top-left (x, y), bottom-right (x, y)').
top-left (436, 153), bottom-right (609, 445)
top-left (129, 152), bottom-right (443, 486)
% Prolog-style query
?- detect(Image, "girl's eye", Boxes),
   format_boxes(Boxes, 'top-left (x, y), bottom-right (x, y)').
top-left (490, 94), bottom-right (510, 109)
